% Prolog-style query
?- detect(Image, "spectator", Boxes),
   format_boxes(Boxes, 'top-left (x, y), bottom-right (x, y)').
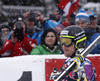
top-left (61, 16), bottom-right (70, 27)
top-left (24, 11), bottom-right (43, 45)
top-left (53, 24), bottom-right (65, 54)
top-left (8, 15), bottom-right (26, 39)
top-left (0, 24), bottom-right (11, 48)
top-left (49, 10), bottom-right (70, 28)
top-left (53, 24), bottom-right (64, 44)
top-left (75, 9), bottom-right (100, 54)
top-left (36, 11), bottom-right (60, 30)
top-left (0, 16), bottom-right (37, 57)
top-left (49, 10), bottom-right (62, 22)
top-left (49, 25), bottom-right (96, 81)
top-left (30, 29), bottom-right (61, 55)
top-left (86, 11), bottom-right (100, 33)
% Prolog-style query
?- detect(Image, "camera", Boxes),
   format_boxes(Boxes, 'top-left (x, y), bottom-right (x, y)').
top-left (28, 12), bottom-right (38, 23)
top-left (13, 21), bottom-right (24, 41)
top-left (13, 21), bottom-right (23, 38)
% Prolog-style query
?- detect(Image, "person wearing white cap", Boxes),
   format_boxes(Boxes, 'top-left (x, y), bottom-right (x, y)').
top-left (75, 9), bottom-right (100, 54)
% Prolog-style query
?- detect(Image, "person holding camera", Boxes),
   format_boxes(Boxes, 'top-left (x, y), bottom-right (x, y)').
top-left (24, 11), bottom-right (43, 45)
top-left (0, 16), bottom-right (37, 57)
top-left (36, 11), bottom-right (60, 30)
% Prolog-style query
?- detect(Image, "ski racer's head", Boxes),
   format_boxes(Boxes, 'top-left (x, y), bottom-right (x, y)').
top-left (75, 9), bottom-right (90, 30)
top-left (60, 25), bottom-right (87, 57)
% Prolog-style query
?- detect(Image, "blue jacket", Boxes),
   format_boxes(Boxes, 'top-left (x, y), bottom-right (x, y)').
top-left (27, 31), bottom-right (43, 45)
top-left (86, 28), bottom-right (100, 54)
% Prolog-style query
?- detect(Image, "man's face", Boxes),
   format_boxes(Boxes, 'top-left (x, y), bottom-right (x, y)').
top-left (60, 37), bottom-right (75, 57)
top-left (26, 21), bottom-right (35, 28)
top-left (76, 21), bottom-right (88, 30)
top-left (62, 44), bottom-right (75, 57)
top-left (1, 28), bottom-right (10, 41)
top-left (89, 17), bottom-right (97, 28)
top-left (26, 17), bottom-right (35, 29)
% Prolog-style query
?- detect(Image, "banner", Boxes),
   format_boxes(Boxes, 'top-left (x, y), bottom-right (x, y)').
top-left (0, 55), bottom-right (99, 81)
top-left (0, 55), bottom-right (45, 81)
top-left (45, 55), bottom-right (100, 81)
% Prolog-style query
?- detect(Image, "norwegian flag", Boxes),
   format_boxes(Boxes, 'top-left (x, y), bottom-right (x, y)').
top-left (58, 0), bottom-right (79, 18)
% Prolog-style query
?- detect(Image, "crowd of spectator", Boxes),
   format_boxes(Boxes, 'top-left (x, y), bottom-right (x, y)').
top-left (0, 8), bottom-right (100, 57)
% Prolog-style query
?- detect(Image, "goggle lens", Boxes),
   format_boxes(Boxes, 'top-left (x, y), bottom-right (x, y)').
top-left (60, 37), bottom-right (73, 47)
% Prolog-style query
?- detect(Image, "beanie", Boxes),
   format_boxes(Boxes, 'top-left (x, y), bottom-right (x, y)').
top-left (62, 21), bottom-right (69, 27)
top-left (75, 10), bottom-right (90, 24)
top-left (86, 11), bottom-right (95, 17)
top-left (86, 11), bottom-right (96, 20)
top-left (47, 20), bottom-right (59, 29)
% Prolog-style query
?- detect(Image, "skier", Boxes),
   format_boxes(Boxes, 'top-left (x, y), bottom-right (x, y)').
top-left (49, 25), bottom-right (96, 81)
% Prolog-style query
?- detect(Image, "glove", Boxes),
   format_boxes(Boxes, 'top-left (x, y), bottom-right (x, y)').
top-left (73, 54), bottom-right (84, 70)
top-left (49, 68), bottom-right (60, 80)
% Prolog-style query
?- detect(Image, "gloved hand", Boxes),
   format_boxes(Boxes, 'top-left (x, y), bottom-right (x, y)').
top-left (49, 68), bottom-right (60, 80)
top-left (73, 54), bottom-right (84, 70)
top-left (73, 54), bottom-right (85, 80)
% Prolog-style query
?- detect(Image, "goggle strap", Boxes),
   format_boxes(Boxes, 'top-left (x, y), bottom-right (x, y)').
top-left (60, 35), bottom-right (75, 38)
top-left (75, 37), bottom-right (87, 49)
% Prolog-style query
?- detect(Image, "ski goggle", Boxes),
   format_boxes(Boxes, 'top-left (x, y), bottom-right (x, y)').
top-left (60, 35), bottom-right (87, 49)
top-left (60, 36), bottom-right (75, 47)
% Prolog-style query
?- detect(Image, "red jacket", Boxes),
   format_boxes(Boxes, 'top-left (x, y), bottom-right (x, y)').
top-left (0, 34), bottom-right (37, 57)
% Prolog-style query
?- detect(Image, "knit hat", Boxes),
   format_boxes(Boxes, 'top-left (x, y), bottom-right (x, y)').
top-left (86, 11), bottom-right (95, 17)
top-left (75, 9), bottom-right (90, 24)
top-left (86, 11), bottom-right (96, 20)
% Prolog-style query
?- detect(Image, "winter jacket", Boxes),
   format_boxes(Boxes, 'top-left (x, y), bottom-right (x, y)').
top-left (63, 57), bottom-right (96, 81)
top-left (27, 30), bottom-right (43, 45)
top-left (30, 44), bottom-right (61, 55)
top-left (85, 28), bottom-right (100, 54)
top-left (0, 34), bottom-right (37, 57)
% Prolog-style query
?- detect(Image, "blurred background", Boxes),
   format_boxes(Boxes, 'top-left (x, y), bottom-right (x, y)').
top-left (0, 0), bottom-right (100, 24)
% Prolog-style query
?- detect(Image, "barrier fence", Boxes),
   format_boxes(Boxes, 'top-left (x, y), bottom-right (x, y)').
top-left (0, 55), bottom-right (99, 81)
